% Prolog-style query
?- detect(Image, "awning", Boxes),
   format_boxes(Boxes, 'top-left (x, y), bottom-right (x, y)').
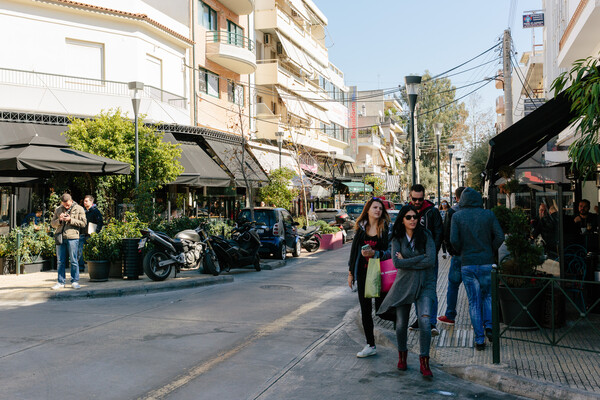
top-left (302, 101), bottom-right (330, 124)
top-left (204, 138), bottom-right (269, 186)
top-left (486, 91), bottom-right (575, 183)
top-left (0, 121), bottom-right (67, 143)
top-left (333, 153), bottom-right (355, 163)
top-left (385, 174), bottom-right (400, 192)
top-left (276, 32), bottom-right (312, 72)
top-left (276, 87), bottom-right (307, 120)
top-left (301, 167), bottom-right (333, 185)
top-left (342, 181), bottom-right (373, 194)
top-left (250, 146), bottom-right (298, 173)
top-left (310, 185), bottom-right (330, 198)
top-left (163, 133), bottom-right (231, 187)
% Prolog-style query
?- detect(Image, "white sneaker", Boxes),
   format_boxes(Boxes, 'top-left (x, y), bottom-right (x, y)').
top-left (71, 282), bottom-right (81, 289)
top-left (51, 283), bottom-right (64, 290)
top-left (356, 344), bottom-right (377, 358)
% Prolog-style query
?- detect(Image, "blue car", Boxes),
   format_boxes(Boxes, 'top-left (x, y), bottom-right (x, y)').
top-left (237, 207), bottom-right (301, 260)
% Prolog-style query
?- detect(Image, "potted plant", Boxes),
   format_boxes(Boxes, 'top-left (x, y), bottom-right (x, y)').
top-left (0, 224), bottom-right (55, 274)
top-left (493, 206), bottom-right (545, 329)
top-left (83, 229), bottom-right (116, 281)
top-left (316, 220), bottom-right (344, 250)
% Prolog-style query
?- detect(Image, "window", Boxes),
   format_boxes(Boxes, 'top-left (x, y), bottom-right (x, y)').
top-left (199, 67), bottom-right (219, 97)
top-left (200, 1), bottom-right (217, 30)
top-left (227, 80), bottom-right (244, 106)
top-left (227, 20), bottom-right (244, 47)
top-left (65, 39), bottom-right (104, 80)
top-left (145, 54), bottom-right (162, 90)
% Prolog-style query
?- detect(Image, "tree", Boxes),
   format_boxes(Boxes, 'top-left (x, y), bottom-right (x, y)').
top-left (552, 54), bottom-right (600, 179)
top-left (259, 167), bottom-right (298, 209)
top-left (64, 109), bottom-right (183, 217)
top-left (364, 175), bottom-right (385, 197)
top-left (466, 131), bottom-right (493, 190)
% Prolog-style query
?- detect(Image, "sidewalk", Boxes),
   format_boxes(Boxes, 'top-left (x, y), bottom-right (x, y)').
top-left (373, 254), bottom-right (600, 400)
top-left (0, 259), bottom-right (286, 302)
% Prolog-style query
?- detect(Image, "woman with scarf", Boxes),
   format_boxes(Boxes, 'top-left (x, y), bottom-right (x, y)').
top-left (347, 197), bottom-right (390, 358)
top-left (377, 204), bottom-right (436, 377)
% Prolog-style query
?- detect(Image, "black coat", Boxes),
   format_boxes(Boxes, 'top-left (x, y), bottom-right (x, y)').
top-left (348, 222), bottom-right (390, 276)
top-left (84, 205), bottom-right (104, 234)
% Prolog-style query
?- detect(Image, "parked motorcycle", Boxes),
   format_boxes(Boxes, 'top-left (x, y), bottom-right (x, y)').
top-left (297, 225), bottom-right (321, 252)
top-left (139, 224), bottom-right (220, 281)
top-left (209, 220), bottom-right (263, 272)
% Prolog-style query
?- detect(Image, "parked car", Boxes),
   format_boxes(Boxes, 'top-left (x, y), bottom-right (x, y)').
top-left (313, 208), bottom-right (355, 242)
top-left (344, 203), bottom-right (364, 221)
top-left (394, 203), bottom-right (405, 210)
top-left (381, 199), bottom-right (395, 210)
top-left (237, 207), bottom-right (301, 260)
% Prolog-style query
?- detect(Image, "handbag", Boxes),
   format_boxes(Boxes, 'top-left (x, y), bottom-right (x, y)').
top-left (380, 258), bottom-right (397, 293)
top-left (364, 257), bottom-right (381, 298)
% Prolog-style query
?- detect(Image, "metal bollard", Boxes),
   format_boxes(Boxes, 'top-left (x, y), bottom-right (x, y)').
top-left (491, 264), bottom-right (500, 364)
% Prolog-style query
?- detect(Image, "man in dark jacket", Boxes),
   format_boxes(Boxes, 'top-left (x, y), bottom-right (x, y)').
top-left (78, 195), bottom-right (104, 273)
top-left (438, 186), bottom-right (465, 325)
top-left (408, 184), bottom-right (443, 336)
top-left (450, 188), bottom-right (504, 350)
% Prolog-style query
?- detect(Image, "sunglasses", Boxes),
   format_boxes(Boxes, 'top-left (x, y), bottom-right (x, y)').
top-left (404, 215), bottom-right (418, 220)
top-left (411, 197), bottom-right (424, 202)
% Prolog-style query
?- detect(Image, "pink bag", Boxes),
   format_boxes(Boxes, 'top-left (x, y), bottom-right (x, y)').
top-left (380, 259), bottom-right (397, 292)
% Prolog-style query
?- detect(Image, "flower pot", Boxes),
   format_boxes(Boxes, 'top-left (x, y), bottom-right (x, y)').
top-left (88, 260), bottom-right (110, 282)
top-left (320, 231), bottom-right (344, 250)
top-left (122, 238), bottom-right (141, 280)
top-left (498, 285), bottom-right (544, 330)
top-left (109, 260), bottom-right (122, 278)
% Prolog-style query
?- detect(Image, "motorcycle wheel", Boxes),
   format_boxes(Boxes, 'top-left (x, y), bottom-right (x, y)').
top-left (306, 237), bottom-right (320, 252)
top-left (204, 249), bottom-right (221, 276)
top-left (292, 240), bottom-right (301, 257)
top-left (254, 255), bottom-right (261, 271)
top-left (143, 249), bottom-right (173, 281)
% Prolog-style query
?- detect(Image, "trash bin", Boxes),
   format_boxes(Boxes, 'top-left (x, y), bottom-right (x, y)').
top-left (122, 238), bottom-right (141, 280)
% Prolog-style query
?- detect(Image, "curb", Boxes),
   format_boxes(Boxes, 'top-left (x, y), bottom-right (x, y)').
top-left (260, 260), bottom-right (287, 270)
top-left (358, 308), bottom-right (600, 400)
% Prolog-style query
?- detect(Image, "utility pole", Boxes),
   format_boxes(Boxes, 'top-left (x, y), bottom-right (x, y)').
top-left (503, 29), bottom-right (513, 128)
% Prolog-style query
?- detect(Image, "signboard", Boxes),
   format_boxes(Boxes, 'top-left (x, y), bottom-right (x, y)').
top-left (523, 13), bottom-right (544, 28)
top-left (348, 86), bottom-right (358, 160)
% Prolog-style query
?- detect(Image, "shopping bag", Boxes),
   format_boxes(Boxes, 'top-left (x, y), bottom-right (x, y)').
top-left (364, 257), bottom-right (381, 298)
top-left (380, 258), bottom-right (397, 293)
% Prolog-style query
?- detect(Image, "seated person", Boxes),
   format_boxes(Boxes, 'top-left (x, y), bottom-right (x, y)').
top-left (21, 209), bottom-right (43, 227)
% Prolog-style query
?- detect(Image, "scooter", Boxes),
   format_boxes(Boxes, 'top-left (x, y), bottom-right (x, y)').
top-left (297, 225), bottom-right (321, 252)
top-left (139, 224), bottom-right (220, 281)
top-left (209, 221), bottom-right (263, 272)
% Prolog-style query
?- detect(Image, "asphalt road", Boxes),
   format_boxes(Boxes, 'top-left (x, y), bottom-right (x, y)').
top-left (0, 247), bottom-right (528, 400)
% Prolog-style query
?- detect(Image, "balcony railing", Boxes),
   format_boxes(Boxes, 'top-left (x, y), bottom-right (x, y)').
top-left (206, 30), bottom-right (255, 52)
top-left (0, 67), bottom-right (187, 109)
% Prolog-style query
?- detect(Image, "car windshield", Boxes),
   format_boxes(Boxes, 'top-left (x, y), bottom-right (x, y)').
top-left (314, 209), bottom-right (339, 221)
top-left (345, 204), bottom-right (363, 214)
top-left (238, 209), bottom-right (276, 226)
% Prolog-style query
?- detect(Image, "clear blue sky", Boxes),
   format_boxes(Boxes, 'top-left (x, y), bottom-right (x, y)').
top-left (317, 0), bottom-right (543, 114)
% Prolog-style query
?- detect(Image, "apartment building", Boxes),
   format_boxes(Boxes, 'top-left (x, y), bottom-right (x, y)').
top-left (253, 0), bottom-right (351, 184)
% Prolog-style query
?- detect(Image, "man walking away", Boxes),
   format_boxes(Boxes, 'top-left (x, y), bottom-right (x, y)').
top-left (438, 186), bottom-right (465, 325)
top-left (450, 188), bottom-right (503, 350)
top-left (78, 195), bottom-right (104, 273)
top-left (50, 193), bottom-right (86, 290)
top-left (407, 184), bottom-right (443, 336)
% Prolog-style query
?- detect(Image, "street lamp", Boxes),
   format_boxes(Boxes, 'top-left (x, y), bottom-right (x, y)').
top-left (456, 157), bottom-right (462, 192)
top-left (405, 75), bottom-right (422, 185)
top-left (434, 123), bottom-right (443, 206)
top-left (129, 81), bottom-right (144, 188)
top-left (447, 145), bottom-right (455, 205)
top-left (275, 132), bottom-right (284, 169)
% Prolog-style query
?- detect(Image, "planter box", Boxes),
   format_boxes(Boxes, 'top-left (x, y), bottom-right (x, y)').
top-left (0, 258), bottom-right (52, 274)
top-left (320, 231), bottom-right (344, 250)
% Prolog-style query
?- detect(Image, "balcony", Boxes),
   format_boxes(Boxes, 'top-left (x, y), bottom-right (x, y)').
top-left (357, 131), bottom-right (382, 149)
top-left (558, 0), bottom-right (600, 67)
top-left (0, 67), bottom-right (189, 124)
top-left (218, 0), bottom-right (254, 15)
top-left (206, 31), bottom-right (256, 74)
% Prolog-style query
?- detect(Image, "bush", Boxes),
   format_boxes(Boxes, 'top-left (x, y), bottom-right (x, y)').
top-left (0, 224), bottom-right (55, 263)
top-left (313, 220), bottom-right (342, 234)
top-left (84, 212), bottom-right (146, 262)
top-left (149, 216), bottom-right (202, 237)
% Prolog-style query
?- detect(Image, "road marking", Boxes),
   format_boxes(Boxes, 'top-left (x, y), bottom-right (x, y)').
top-left (139, 286), bottom-right (346, 400)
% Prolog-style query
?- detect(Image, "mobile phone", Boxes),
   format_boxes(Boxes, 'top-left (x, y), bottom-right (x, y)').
top-left (361, 244), bottom-right (372, 251)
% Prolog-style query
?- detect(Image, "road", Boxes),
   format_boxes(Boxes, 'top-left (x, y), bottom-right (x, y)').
top-left (0, 247), bottom-right (527, 399)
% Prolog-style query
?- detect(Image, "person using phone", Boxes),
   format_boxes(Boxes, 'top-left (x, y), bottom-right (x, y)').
top-left (347, 197), bottom-right (390, 358)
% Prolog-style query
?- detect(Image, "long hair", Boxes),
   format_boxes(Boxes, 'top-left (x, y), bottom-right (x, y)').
top-left (391, 205), bottom-right (427, 251)
top-left (354, 197), bottom-right (390, 237)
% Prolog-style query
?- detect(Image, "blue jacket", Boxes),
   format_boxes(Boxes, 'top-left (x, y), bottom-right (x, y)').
top-left (450, 188), bottom-right (504, 266)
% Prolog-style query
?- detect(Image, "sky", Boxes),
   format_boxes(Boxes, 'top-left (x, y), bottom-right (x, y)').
top-left (317, 0), bottom-right (543, 116)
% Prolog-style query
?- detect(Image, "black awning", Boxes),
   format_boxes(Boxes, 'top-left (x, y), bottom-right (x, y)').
top-left (486, 91), bottom-right (575, 183)
top-left (0, 121), bottom-right (67, 144)
top-left (163, 133), bottom-right (231, 187)
top-left (203, 138), bottom-right (268, 186)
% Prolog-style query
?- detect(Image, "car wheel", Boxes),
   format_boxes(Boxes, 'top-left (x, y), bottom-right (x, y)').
top-left (292, 239), bottom-right (301, 257)
top-left (277, 242), bottom-right (287, 260)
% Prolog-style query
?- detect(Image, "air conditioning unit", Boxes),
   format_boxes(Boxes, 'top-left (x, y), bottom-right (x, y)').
top-left (264, 33), bottom-right (272, 45)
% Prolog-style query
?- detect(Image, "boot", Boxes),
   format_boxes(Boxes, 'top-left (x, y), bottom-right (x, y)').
top-left (419, 355), bottom-right (433, 377)
top-left (397, 350), bottom-right (407, 371)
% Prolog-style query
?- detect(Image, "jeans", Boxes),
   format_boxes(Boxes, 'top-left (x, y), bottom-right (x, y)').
top-left (461, 264), bottom-right (493, 345)
top-left (414, 257), bottom-right (439, 325)
top-left (57, 239), bottom-right (80, 284)
top-left (396, 295), bottom-right (433, 356)
top-left (77, 235), bottom-right (87, 271)
top-left (444, 256), bottom-right (462, 320)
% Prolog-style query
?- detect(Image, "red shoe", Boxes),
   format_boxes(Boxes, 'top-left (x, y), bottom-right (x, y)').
top-left (419, 356), bottom-right (433, 378)
top-left (437, 316), bottom-right (455, 325)
top-left (397, 350), bottom-right (407, 371)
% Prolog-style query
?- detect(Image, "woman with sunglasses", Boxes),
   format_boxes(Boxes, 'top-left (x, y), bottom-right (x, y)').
top-left (347, 197), bottom-right (390, 358)
top-left (377, 204), bottom-right (436, 377)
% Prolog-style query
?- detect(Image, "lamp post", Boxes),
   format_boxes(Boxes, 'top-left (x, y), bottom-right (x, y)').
top-left (405, 75), bottom-right (422, 185)
top-left (456, 157), bottom-right (462, 192)
top-left (447, 145), bottom-right (455, 205)
top-left (275, 132), bottom-right (284, 169)
top-left (129, 81), bottom-right (144, 188)
top-left (434, 123), bottom-right (443, 206)
top-left (461, 165), bottom-right (466, 187)
top-left (329, 151), bottom-right (336, 207)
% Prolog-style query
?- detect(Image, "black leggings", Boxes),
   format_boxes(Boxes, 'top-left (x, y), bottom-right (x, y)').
top-left (356, 268), bottom-right (383, 346)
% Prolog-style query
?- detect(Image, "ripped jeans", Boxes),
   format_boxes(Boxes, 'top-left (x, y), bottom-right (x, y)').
top-left (395, 295), bottom-right (434, 356)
